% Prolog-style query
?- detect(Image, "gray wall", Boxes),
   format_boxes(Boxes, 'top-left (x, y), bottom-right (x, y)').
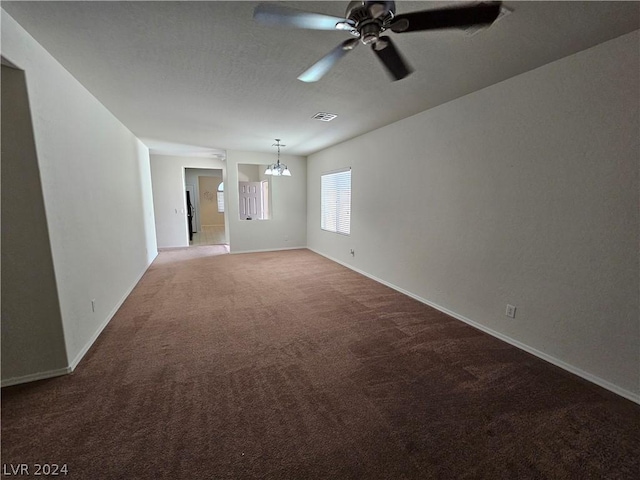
top-left (307, 31), bottom-right (639, 401)
top-left (1, 12), bottom-right (158, 385)
top-left (150, 151), bottom-right (306, 252)
top-left (150, 155), bottom-right (227, 248)
top-left (3, 7), bottom-right (637, 401)
top-left (1, 64), bottom-right (69, 381)
top-left (227, 150), bottom-right (307, 253)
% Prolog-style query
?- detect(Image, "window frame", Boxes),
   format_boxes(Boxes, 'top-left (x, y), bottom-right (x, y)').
top-left (320, 167), bottom-right (351, 236)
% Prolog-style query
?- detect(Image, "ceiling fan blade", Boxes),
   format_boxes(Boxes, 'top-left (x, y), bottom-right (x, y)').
top-left (390, 2), bottom-right (502, 33)
top-left (254, 3), bottom-right (348, 30)
top-left (298, 39), bottom-right (358, 83)
top-left (371, 37), bottom-right (413, 81)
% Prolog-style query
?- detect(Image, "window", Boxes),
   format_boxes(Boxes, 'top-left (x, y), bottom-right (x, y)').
top-left (217, 182), bottom-right (224, 213)
top-left (321, 168), bottom-right (351, 235)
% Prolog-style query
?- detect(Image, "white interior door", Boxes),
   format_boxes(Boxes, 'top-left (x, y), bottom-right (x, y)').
top-left (239, 182), bottom-right (262, 220)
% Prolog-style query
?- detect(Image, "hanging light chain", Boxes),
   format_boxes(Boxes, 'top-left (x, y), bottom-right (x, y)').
top-left (265, 139), bottom-right (291, 176)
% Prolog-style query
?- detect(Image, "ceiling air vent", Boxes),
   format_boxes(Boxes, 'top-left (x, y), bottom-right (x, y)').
top-left (312, 112), bottom-right (338, 122)
top-left (463, 4), bottom-right (512, 36)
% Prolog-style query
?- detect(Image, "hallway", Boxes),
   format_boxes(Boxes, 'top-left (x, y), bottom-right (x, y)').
top-left (190, 225), bottom-right (226, 246)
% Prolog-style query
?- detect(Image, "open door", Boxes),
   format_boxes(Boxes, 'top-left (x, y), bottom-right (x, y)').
top-left (186, 189), bottom-right (194, 241)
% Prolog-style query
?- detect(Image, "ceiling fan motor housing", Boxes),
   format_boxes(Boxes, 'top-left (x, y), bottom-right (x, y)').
top-left (345, 1), bottom-right (396, 44)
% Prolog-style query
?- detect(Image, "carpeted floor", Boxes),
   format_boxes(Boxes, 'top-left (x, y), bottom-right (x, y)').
top-left (2, 248), bottom-right (639, 479)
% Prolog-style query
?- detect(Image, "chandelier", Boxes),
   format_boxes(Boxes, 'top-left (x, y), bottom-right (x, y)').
top-left (264, 139), bottom-right (291, 176)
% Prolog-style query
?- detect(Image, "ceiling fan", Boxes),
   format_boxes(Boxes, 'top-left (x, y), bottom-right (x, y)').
top-left (253, 1), bottom-right (502, 82)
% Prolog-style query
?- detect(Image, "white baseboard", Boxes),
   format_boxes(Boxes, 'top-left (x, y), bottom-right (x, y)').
top-left (231, 246), bottom-right (305, 255)
top-left (308, 248), bottom-right (640, 405)
top-left (67, 262), bottom-right (152, 372)
top-left (1, 367), bottom-right (71, 388)
top-left (1, 257), bottom-right (156, 388)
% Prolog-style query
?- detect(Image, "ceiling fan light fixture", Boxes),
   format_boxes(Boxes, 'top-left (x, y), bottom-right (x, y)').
top-left (335, 21), bottom-right (356, 31)
top-left (359, 22), bottom-right (380, 44)
top-left (253, 1), bottom-right (504, 82)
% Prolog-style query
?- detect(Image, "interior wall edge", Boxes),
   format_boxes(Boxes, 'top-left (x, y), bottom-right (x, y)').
top-left (1, 59), bottom-right (69, 381)
top-left (308, 247), bottom-right (640, 405)
top-left (0, 54), bottom-right (21, 69)
top-left (2, 11), bottom-right (161, 372)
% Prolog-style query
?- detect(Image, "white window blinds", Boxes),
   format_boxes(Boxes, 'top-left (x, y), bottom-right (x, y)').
top-left (217, 192), bottom-right (224, 213)
top-left (321, 168), bottom-right (351, 235)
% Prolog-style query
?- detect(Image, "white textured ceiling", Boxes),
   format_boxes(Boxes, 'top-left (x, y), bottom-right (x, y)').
top-left (2, 1), bottom-right (639, 156)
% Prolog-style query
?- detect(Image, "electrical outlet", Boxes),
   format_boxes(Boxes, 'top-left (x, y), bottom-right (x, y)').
top-left (350, 249), bottom-right (355, 256)
top-left (506, 304), bottom-right (516, 318)
top-left (91, 299), bottom-right (96, 313)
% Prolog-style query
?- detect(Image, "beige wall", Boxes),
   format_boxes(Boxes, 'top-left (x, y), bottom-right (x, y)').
top-left (238, 164), bottom-right (260, 182)
top-left (198, 175), bottom-right (224, 226)
top-left (184, 168), bottom-right (222, 233)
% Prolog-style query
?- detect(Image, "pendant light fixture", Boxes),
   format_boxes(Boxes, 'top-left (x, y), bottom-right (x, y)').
top-left (265, 139), bottom-right (291, 176)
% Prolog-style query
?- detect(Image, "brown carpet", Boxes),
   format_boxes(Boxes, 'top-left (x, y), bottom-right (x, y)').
top-left (2, 248), bottom-right (639, 479)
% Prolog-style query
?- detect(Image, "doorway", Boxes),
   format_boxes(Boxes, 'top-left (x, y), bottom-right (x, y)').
top-left (184, 168), bottom-right (227, 246)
